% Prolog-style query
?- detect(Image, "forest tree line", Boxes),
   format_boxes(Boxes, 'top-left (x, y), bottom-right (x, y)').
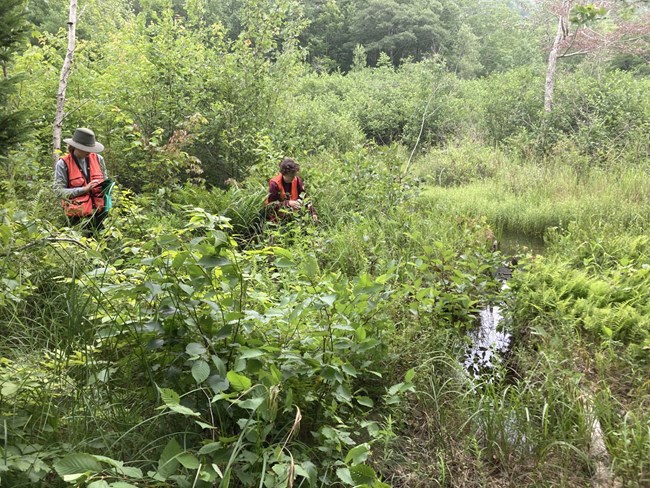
top-left (1, 0), bottom-right (648, 195)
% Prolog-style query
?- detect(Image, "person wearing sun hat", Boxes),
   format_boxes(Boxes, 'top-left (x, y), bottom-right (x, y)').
top-left (54, 127), bottom-right (109, 233)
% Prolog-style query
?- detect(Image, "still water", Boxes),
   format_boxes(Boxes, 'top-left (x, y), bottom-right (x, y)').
top-left (464, 228), bottom-right (545, 376)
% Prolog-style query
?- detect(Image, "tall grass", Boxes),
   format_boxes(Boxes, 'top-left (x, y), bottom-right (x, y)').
top-left (415, 147), bottom-right (650, 239)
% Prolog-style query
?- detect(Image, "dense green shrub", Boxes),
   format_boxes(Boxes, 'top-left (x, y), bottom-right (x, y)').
top-left (551, 68), bottom-right (650, 165)
top-left (413, 141), bottom-right (503, 187)
top-left (474, 66), bottom-right (545, 145)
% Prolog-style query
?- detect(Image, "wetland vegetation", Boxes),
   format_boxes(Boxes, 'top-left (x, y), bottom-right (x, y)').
top-left (1, 0), bottom-right (649, 486)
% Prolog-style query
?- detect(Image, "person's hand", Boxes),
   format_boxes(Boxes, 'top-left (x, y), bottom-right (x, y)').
top-left (312, 214), bottom-right (318, 224)
top-left (84, 180), bottom-right (101, 194)
top-left (287, 199), bottom-right (301, 210)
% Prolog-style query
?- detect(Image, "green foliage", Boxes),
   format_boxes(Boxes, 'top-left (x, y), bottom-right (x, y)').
top-left (511, 227), bottom-right (650, 359)
top-left (3, 0), bottom-right (650, 485)
top-left (347, 0), bottom-right (449, 67)
top-left (295, 60), bottom-right (459, 148)
top-left (473, 66), bottom-right (545, 146)
top-left (0, 0), bottom-right (29, 161)
top-left (550, 68), bottom-right (650, 165)
top-left (459, 0), bottom-right (542, 76)
top-left (414, 141), bottom-right (501, 187)
top-left (416, 145), bottom-right (650, 240)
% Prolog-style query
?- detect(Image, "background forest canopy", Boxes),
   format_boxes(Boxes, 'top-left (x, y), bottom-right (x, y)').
top-left (1, 0), bottom-right (648, 196)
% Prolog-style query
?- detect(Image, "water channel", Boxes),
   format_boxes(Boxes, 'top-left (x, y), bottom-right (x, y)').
top-left (464, 228), bottom-right (546, 377)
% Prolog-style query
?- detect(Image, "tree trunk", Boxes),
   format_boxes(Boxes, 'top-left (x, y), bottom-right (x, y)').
top-left (52, 0), bottom-right (77, 165)
top-left (544, 0), bottom-right (570, 113)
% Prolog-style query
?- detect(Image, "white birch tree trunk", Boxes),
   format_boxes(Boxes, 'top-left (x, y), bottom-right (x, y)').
top-left (544, 0), bottom-right (570, 113)
top-left (52, 0), bottom-right (77, 165)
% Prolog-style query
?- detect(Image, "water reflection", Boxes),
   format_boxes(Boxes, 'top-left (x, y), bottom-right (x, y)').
top-left (464, 304), bottom-right (511, 376)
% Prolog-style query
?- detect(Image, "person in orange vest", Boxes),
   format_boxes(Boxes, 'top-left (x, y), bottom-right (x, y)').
top-left (53, 128), bottom-right (109, 234)
top-left (265, 158), bottom-right (317, 223)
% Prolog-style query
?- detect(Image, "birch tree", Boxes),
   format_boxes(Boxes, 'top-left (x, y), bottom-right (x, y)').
top-left (544, 0), bottom-right (572, 112)
top-left (543, 0), bottom-right (649, 112)
top-left (52, 0), bottom-right (77, 164)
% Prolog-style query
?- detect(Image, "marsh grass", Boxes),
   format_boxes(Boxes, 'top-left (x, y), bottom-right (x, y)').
top-left (384, 145), bottom-right (650, 485)
top-left (386, 346), bottom-right (601, 487)
top-left (415, 148), bottom-right (650, 239)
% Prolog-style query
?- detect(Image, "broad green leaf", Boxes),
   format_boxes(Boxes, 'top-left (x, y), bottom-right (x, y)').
top-left (158, 439), bottom-right (182, 479)
top-left (345, 443), bottom-right (370, 465)
top-left (237, 397), bottom-right (265, 411)
top-left (199, 256), bottom-right (230, 269)
top-left (186, 342), bottom-right (207, 356)
top-left (238, 348), bottom-right (265, 359)
top-left (92, 455), bottom-right (125, 471)
top-left (356, 396), bottom-right (374, 408)
top-left (88, 481), bottom-right (110, 488)
top-left (224, 311), bottom-right (245, 321)
top-left (178, 453), bottom-right (200, 469)
top-left (275, 256), bottom-right (294, 268)
top-left (388, 383), bottom-right (403, 396)
top-left (384, 395), bottom-right (401, 405)
top-left (272, 247), bottom-right (293, 258)
top-left (404, 368), bottom-right (415, 383)
top-left (169, 404), bottom-right (201, 417)
top-left (355, 326), bottom-right (367, 341)
top-left (109, 483), bottom-right (140, 488)
top-left (212, 355), bottom-right (227, 376)
top-left (117, 466), bottom-right (143, 478)
top-left (362, 420), bottom-right (381, 436)
top-left (336, 467), bottom-right (354, 485)
top-left (215, 323), bottom-right (233, 339)
top-left (321, 366), bottom-right (340, 382)
top-left (294, 464), bottom-right (310, 479)
top-left (233, 357), bottom-right (246, 372)
top-left (227, 371), bottom-right (252, 391)
top-left (1, 382), bottom-right (18, 396)
top-left (342, 363), bottom-right (358, 377)
top-left (158, 234), bottom-right (180, 246)
top-left (212, 230), bottom-right (228, 246)
top-left (303, 254), bottom-right (320, 279)
top-left (0, 224), bottom-right (10, 246)
top-left (272, 463), bottom-right (288, 476)
top-left (54, 453), bottom-right (103, 476)
top-left (208, 375), bottom-right (229, 393)
top-left (179, 283), bottom-right (194, 295)
top-left (192, 360), bottom-right (211, 384)
top-left (350, 464), bottom-right (377, 485)
top-left (297, 461), bottom-right (317, 482)
top-left (335, 384), bottom-right (352, 402)
top-left (172, 252), bottom-right (189, 269)
top-left (320, 294), bottom-right (336, 306)
top-left (63, 474), bottom-right (85, 482)
top-left (198, 442), bottom-right (222, 455)
top-left (158, 387), bottom-right (180, 406)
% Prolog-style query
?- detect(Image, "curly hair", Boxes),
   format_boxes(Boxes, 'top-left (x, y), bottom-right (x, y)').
top-left (279, 158), bottom-right (300, 175)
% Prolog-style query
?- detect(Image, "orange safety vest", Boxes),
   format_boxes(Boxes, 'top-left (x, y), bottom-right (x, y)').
top-left (265, 173), bottom-right (300, 205)
top-left (61, 153), bottom-right (105, 217)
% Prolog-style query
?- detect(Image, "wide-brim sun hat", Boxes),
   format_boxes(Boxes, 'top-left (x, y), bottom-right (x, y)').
top-left (64, 127), bottom-right (104, 153)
